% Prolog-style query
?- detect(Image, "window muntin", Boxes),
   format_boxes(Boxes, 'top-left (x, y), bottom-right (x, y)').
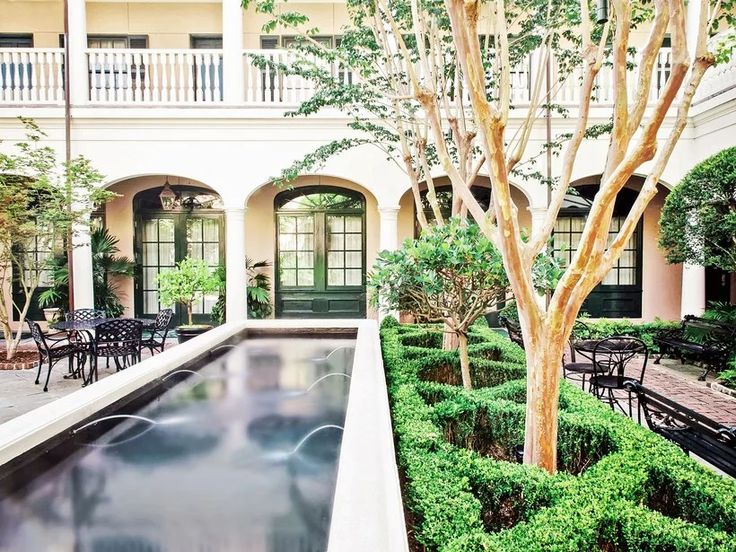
top-left (278, 215), bottom-right (315, 288)
top-left (327, 215), bottom-right (363, 287)
top-left (186, 218), bottom-right (220, 314)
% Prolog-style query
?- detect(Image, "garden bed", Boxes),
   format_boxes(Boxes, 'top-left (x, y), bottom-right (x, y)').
top-left (381, 318), bottom-right (736, 551)
top-left (0, 350), bottom-right (39, 370)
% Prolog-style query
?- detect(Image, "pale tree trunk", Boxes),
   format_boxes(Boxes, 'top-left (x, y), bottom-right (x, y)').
top-left (457, 331), bottom-right (471, 390)
top-left (443, 324), bottom-right (459, 350)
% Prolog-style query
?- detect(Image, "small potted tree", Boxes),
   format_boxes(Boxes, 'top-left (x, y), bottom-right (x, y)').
top-left (157, 257), bottom-right (220, 343)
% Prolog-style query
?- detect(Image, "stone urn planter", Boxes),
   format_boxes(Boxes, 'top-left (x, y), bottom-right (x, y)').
top-left (176, 324), bottom-right (213, 343)
top-left (43, 307), bottom-right (62, 324)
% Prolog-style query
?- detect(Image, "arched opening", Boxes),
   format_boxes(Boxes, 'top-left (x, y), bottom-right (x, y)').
top-left (274, 186), bottom-right (366, 318)
top-left (132, 184), bottom-right (224, 325)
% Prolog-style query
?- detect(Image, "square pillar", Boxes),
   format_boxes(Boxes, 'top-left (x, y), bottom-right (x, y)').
top-left (67, 0), bottom-right (88, 105)
top-left (378, 206), bottom-right (400, 321)
top-left (222, 0), bottom-right (245, 104)
top-left (681, 263), bottom-right (706, 317)
top-left (225, 207), bottom-right (247, 321)
top-left (71, 221), bottom-right (94, 309)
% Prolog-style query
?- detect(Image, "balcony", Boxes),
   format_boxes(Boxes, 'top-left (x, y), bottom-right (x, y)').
top-left (0, 45), bottom-right (730, 111)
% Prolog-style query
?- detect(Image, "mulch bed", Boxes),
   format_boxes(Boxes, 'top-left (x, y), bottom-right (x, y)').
top-left (0, 350), bottom-right (39, 370)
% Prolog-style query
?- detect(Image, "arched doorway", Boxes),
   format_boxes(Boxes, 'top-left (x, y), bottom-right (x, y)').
top-left (133, 185), bottom-right (224, 325)
top-left (274, 186), bottom-right (366, 318)
top-left (554, 185), bottom-right (643, 317)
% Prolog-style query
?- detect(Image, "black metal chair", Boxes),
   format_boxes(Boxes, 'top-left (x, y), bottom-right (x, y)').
top-left (563, 320), bottom-right (596, 390)
top-left (28, 320), bottom-right (87, 392)
top-left (499, 315), bottom-right (525, 350)
top-left (65, 309), bottom-right (106, 322)
top-left (87, 319), bottom-right (143, 385)
top-left (590, 336), bottom-right (648, 421)
top-left (140, 309), bottom-right (173, 356)
top-left (62, 309), bottom-right (105, 378)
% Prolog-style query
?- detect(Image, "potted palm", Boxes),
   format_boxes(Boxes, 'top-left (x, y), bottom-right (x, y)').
top-left (157, 257), bottom-right (220, 343)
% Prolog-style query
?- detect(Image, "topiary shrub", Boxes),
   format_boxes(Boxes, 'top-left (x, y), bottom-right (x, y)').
top-left (382, 322), bottom-right (736, 551)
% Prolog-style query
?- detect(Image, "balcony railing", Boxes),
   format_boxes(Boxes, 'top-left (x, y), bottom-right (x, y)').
top-left (0, 48), bottom-right (65, 104)
top-left (0, 46), bottom-right (701, 110)
top-left (87, 48), bottom-right (224, 104)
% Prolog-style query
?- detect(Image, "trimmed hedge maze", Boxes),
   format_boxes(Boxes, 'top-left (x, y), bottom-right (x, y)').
top-left (381, 318), bottom-right (736, 551)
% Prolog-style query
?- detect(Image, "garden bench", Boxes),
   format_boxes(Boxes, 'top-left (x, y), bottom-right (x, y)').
top-left (626, 382), bottom-right (736, 477)
top-left (653, 315), bottom-right (736, 380)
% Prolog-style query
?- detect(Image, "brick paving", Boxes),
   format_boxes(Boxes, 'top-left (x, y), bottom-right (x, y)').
top-left (565, 342), bottom-right (736, 426)
top-left (644, 361), bottom-right (736, 426)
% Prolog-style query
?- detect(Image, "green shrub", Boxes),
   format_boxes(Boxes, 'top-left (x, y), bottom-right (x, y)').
top-left (382, 322), bottom-right (736, 551)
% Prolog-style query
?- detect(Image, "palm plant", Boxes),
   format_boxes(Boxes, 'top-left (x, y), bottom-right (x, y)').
top-left (39, 227), bottom-right (135, 318)
top-left (210, 258), bottom-right (272, 324)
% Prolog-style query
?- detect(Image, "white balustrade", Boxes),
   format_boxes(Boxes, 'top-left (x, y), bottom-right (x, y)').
top-left (0, 48), bottom-right (65, 105)
top-left (86, 48), bottom-right (223, 104)
top-left (0, 45), bottom-right (719, 109)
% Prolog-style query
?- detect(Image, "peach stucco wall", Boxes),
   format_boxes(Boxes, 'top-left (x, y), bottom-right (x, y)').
top-left (641, 188), bottom-right (682, 321)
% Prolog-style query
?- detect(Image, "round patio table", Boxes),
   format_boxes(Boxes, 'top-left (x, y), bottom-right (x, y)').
top-left (50, 318), bottom-right (155, 385)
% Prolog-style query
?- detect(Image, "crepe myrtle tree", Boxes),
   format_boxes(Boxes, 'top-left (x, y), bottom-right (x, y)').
top-left (0, 118), bottom-right (111, 360)
top-left (243, 0), bottom-right (735, 472)
top-left (659, 147), bottom-right (736, 272)
top-left (370, 218), bottom-right (562, 389)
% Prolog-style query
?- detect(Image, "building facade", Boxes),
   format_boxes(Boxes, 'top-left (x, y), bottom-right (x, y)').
top-left (1, 0), bottom-right (736, 325)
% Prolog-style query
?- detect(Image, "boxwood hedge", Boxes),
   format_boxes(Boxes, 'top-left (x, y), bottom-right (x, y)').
top-left (381, 318), bottom-right (736, 551)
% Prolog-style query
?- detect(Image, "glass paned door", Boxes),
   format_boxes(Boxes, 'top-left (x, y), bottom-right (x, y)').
top-left (275, 187), bottom-right (366, 318)
top-left (187, 217), bottom-right (221, 315)
top-left (136, 209), bottom-right (223, 325)
top-left (140, 217), bottom-right (176, 316)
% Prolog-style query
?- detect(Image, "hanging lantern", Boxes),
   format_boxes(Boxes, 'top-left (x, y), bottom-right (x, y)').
top-left (159, 178), bottom-right (176, 211)
top-left (596, 0), bottom-right (609, 24)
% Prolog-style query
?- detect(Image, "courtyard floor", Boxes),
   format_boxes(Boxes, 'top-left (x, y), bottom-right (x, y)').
top-left (0, 338), bottom-right (177, 425)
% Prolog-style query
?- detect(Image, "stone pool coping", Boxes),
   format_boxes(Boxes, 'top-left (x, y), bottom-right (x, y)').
top-left (0, 319), bottom-right (408, 552)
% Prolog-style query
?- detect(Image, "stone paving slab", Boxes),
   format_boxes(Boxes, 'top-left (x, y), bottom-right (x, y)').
top-left (0, 339), bottom-right (177, 426)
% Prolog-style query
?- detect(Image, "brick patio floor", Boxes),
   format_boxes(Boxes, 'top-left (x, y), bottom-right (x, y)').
top-left (567, 347), bottom-right (736, 427)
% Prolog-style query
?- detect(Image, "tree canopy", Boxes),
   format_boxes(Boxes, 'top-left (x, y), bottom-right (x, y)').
top-left (659, 147), bottom-right (736, 272)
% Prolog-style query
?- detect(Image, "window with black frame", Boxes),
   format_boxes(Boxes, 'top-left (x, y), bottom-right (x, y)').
top-left (552, 185), bottom-right (643, 318)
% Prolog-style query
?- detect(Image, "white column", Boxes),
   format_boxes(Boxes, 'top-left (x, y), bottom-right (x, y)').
top-left (378, 206), bottom-right (400, 321)
top-left (379, 206), bottom-right (400, 251)
top-left (680, 263), bottom-right (706, 317)
top-left (222, 0), bottom-right (244, 104)
top-left (225, 207), bottom-right (247, 321)
top-left (71, 222), bottom-right (94, 309)
top-left (67, 0), bottom-right (88, 106)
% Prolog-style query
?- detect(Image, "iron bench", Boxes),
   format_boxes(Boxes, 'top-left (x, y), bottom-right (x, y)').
top-left (653, 315), bottom-right (736, 380)
top-left (626, 382), bottom-right (736, 477)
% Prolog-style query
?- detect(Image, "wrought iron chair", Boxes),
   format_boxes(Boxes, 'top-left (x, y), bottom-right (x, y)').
top-left (65, 309), bottom-right (105, 322)
top-left (28, 320), bottom-right (87, 392)
top-left (140, 309), bottom-right (173, 355)
top-left (87, 319), bottom-right (143, 385)
top-left (62, 309), bottom-right (105, 378)
top-left (562, 320), bottom-right (596, 390)
top-left (499, 315), bottom-right (525, 350)
top-left (590, 336), bottom-right (648, 421)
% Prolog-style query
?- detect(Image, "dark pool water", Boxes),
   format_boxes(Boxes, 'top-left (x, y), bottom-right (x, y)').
top-left (0, 338), bottom-right (355, 552)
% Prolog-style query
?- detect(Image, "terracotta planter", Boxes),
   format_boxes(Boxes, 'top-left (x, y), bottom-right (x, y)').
top-left (176, 325), bottom-right (213, 343)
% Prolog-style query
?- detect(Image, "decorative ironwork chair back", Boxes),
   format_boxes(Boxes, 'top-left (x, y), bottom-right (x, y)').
top-left (66, 309), bottom-right (105, 322)
top-left (499, 315), bottom-right (525, 350)
top-left (593, 336), bottom-right (648, 386)
top-left (154, 308), bottom-right (173, 331)
top-left (28, 320), bottom-right (49, 352)
top-left (568, 320), bottom-right (594, 362)
top-left (95, 319), bottom-right (143, 351)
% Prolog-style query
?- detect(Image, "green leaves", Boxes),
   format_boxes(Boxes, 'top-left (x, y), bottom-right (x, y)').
top-left (156, 257), bottom-right (220, 320)
top-left (658, 147), bottom-right (736, 272)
